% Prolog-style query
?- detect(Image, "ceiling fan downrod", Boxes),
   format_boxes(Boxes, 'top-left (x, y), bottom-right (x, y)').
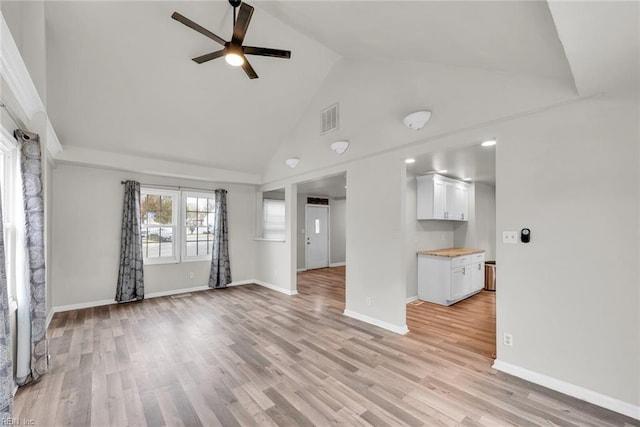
top-left (229, 0), bottom-right (241, 26)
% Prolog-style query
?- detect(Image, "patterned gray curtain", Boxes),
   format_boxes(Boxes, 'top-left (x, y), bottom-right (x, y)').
top-left (0, 187), bottom-right (14, 419)
top-left (208, 189), bottom-right (231, 288)
top-left (14, 130), bottom-right (48, 386)
top-left (116, 181), bottom-right (144, 302)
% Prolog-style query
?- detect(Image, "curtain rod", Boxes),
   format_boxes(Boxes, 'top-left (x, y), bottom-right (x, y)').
top-left (0, 102), bottom-right (24, 129)
top-left (120, 181), bottom-right (221, 193)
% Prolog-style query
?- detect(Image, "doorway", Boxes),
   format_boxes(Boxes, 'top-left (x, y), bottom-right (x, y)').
top-left (405, 143), bottom-right (496, 359)
top-left (305, 205), bottom-right (329, 270)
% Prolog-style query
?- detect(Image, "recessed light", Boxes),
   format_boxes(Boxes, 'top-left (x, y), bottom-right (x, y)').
top-left (463, 177), bottom-right (472, 181)
top-left (405, 158), bottom-right (416, 164)
top-left (438, 169), bottom-right (448, 173)
top-left (481, 139), bottom-right (497, 147)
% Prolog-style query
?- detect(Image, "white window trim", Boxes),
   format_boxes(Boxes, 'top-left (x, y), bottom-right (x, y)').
top-left (0, 126), bottom-right (18, 301)
top-left (181, 191), bottom-right (216, 263)
top-left (141, 187), bottom-right (180, 265)
top-left (141, 187), bottom-right (216, 265)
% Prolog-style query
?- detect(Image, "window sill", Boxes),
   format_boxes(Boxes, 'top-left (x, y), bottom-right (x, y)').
top-left (253, 238), bottom-right (286, 242)
top-left (143, 259), bottom-right (179, 266)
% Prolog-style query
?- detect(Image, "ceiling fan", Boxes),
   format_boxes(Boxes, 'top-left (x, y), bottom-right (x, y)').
top-left (171, 0), bottom-right (291, 79)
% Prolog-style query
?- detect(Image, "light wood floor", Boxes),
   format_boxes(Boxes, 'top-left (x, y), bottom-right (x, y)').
top-left (14, 266), bottom-right (637, 426)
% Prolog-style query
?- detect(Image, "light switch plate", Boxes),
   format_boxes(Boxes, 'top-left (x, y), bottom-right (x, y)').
top-left (503, 231), bottom-right (518, 244)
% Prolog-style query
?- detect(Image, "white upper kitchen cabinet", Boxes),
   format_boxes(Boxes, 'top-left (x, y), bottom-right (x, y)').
top-left (417, 174), bottom-right (469, 221)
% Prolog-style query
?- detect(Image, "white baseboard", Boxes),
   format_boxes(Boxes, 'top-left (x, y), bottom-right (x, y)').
top-left (227, 280), bottom-right (255, 287)
top-left (296, 268), bottom-right (307, 272)
top-left (46, 309), bottom-right (55, 330)
top-left (406, 296), bottom-right (419, 304)
top-left (492, 359), bottom-right (640, 420)
top-left (254, 280), bottom-right (298, 296)
top-left (52, 298), bottom-right (116, 315)
top-left (46, 280), bottom-right (301, 331)
top-left (343, 309), bottom-right (409, 335)
top-left (47, 281), bottom-right (256, 328)
top-left (329, 262), bottom-right (346, 267)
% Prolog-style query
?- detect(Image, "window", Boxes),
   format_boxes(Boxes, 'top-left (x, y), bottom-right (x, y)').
top-left (263, 199), bottom-right (285, 239)
top-left (141, 188), bottom-right (216, 264)
top-left (0, 128), bottom-right (17, 299)
top-left (183, 192), bottom-right (215, 261)
top-left (141, 189), bottom-right (179, 264)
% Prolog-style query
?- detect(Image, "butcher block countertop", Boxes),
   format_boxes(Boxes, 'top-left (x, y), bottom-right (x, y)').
top-left (417, 248), bottom-right (485, 257)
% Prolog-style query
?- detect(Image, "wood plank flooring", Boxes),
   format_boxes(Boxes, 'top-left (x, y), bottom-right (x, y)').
top-left (14, 266), bottom-right (638, 426)
top-left (407, 292), bottom-right (496, 360)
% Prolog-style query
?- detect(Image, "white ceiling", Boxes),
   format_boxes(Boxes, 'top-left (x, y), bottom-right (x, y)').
top-left (42, 0), bottom-right (577, 178)
top-left (407, 143), bottom-right (496, 186)
top-left (298, 173), bottom-right (347, 199)
top-left (259, 1), bottom-right (572, 79)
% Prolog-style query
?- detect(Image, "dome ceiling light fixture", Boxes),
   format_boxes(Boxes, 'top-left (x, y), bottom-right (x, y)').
top-left (330, 140), bottom-right (350, 155)
top-left (403, 111), bottom-right (432, 130)
top-left (285, 158), bottom-right (299, 168)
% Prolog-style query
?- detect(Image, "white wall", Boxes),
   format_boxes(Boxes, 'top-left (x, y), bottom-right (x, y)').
top-left (495, 94), bottom-right (639, 408)
top-left (255, 183), bottom-right (297, 295)
top-left (51, 164), bottom-right (257, 307)
top-left (330, 198), bottom-right (346, 265)
top-left (0, 1), bottom-right (47, 104)
top-left (254, 240), bottom-right (289, 288)
top-left (345, 155), bottom-right (406, 330)
top-left (454, 182), bottom-right (496, 260)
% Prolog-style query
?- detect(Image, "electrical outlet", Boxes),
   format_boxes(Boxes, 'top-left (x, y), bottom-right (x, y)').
top-left (366, 297), bottom-right (372, 306)
top-left (503, 231), bottom-right (518, 244)
top-left (503, 333), bottom-right (513, 347)
top-left (189, 272), bottom-right (195, 279)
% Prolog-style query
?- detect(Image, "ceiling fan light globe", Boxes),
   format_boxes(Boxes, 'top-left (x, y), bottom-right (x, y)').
top-left (225, 53), bottom-right (244, 67)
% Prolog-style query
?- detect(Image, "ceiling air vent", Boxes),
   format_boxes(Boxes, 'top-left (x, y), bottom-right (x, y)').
top-left (321, 103), bottom-right (339, 135)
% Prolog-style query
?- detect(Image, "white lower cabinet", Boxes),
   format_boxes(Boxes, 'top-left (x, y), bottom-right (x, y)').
top-left (418, 252), bottom-right (485, 306)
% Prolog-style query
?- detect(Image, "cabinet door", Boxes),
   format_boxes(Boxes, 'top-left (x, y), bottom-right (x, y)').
top-left (433, 179), bottom-right (446, 219)
top-left (443, 182), bottom-right (455, 220)
top-left (448, 184), bottom-right (468, 221)
top-left (471, 261), bottom-right (485, 291)
top-left (450, 266), bottom-right (471, 301)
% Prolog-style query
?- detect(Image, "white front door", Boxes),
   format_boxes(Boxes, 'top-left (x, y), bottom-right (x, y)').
top-left (305, 205), bottom-right (329, 270)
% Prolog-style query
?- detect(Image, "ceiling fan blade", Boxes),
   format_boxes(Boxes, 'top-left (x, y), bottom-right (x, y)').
top-left (241, 58), bottom-right (258, 79)
top-left (231, 3), bottom-right (254, 46)
top-left (243, 46), bottom-right (291, 59)
top-left (171, 12), bottom-right (227, 46)
top-left (192, 50), bottom-right (226, 64)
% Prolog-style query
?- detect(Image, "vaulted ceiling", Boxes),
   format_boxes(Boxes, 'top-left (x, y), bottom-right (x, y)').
top-left (39, 1), bottom-right (637, 182)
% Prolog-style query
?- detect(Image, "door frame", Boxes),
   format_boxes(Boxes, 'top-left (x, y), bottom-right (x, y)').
top-left (304, 204), bottom-right (331, 270)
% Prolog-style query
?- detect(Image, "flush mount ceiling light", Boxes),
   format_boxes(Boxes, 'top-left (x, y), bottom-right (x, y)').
top-left (405, 158), bottom-right (416, 164)
top-left (285, 158), bottom-right (299, 168)
top-left (403, 111), bottom-right (431, 130)
top-left (330, 140), bottom-right (350, 155)
top-left (481, 139), bottom-right (497, 147)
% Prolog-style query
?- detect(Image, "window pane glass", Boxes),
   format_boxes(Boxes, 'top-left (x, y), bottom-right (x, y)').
top-left (263, 199), bottom-right (285, 239)
top-left (186, 241), bottom-right (197, 257)
top-left (186, 197), bottom-right (197, 211)
top-left (183, 194), bottom-right (216, 259)
top-left (141, 189), bottom-right (178, 262)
